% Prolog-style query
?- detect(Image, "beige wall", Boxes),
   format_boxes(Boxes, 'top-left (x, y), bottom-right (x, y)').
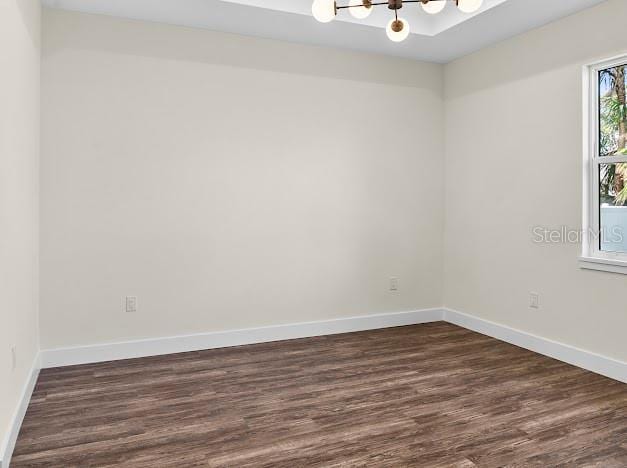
top-left (40, 9), bottom-right (445, 348)
top-left (0, 0), bottom-right (40, 459)
top-left (444, 0), bottom-right (627, 362)
top-left (40, 1), bottom-right (627, 364)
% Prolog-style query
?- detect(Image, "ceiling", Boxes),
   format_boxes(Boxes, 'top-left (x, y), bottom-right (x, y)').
top-left (42, 0), bottom-right (608, 63)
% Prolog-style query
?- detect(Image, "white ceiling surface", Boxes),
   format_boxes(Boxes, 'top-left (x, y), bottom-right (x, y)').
top-left (223, 0), bottom-right (509, 36)
top-left (42, 0), bottom-right (608, 63)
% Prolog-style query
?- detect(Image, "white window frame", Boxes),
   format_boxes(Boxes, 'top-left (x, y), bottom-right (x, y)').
top-left (580, 55), bottom-right (627, 275)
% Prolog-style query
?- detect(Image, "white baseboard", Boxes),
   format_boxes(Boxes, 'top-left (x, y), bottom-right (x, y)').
top-left (0, 355), bottom-right (40, 468)
top-left (40, 308), bottom-right (445, 368)
top-left (444, 308), bottom-right (627, 384)
top-left (39, 306), bottom-right (627, 385)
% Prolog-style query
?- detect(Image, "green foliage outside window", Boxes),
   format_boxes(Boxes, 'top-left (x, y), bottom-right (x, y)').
top-left (599, 65), bottom-right (627, 205)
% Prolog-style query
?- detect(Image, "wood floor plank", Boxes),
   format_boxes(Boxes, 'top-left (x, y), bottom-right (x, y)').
top-left (11, 322), bottom-right (627, 467)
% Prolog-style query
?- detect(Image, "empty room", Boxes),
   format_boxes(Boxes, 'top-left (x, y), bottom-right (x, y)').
top-left (2, 0), bottom-right (627, 466)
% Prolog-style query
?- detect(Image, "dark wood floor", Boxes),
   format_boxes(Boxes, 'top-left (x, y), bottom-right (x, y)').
top-left (12, 322), bottom-right (627, 467)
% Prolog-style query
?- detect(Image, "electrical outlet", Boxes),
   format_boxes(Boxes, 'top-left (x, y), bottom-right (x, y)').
top-left (11, 346), bottom-right (16, 372)
top-left (530, 292), bottom-right (540, 309)
top-left (125, 296), bottom-right (138, 313)
top-left (389, 277), bottom-right (399, 291)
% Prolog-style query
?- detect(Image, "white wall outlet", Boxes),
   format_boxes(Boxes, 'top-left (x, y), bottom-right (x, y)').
top-left (125, 296), bottom-right (138, 313)
top-left (389, 277), bottom-right (399, 291)
top-left (11, 346), bottom-right (16, 372)
top-left (530, 292), bottom-right (540, 309)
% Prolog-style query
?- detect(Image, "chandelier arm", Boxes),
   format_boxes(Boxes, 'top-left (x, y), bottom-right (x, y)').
top-left (336, 0), bottom-right (454, 9)
top-left (336, 2), bottom-right (388, 9)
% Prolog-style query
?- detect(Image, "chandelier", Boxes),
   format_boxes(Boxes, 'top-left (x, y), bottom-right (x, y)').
top-left (312, 0), bottom-right (483, 42)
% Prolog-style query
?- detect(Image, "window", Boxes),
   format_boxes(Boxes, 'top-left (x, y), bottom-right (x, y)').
top-left (581, 56), bottom-right (627, 274)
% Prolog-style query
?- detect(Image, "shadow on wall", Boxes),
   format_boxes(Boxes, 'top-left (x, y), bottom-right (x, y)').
top-left (41, 7), bottom-right (442, 91)
top-left (16, 0), bottom-right (40, 47)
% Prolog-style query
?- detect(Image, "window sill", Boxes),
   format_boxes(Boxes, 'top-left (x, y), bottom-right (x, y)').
top-left (579, 256), bottom-right (627, 275)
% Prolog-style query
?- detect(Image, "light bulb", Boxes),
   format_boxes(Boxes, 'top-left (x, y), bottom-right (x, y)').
top-left (386, 18), bottom-right (410, 42)
top-left (421, 0), bottom-right (446, 15)
top-left (312, 0), bottom-right (336, 23)
top-left (349, 0), bottom-right (372, 19)
top-left (457, 0), bottom-right (483, 13)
